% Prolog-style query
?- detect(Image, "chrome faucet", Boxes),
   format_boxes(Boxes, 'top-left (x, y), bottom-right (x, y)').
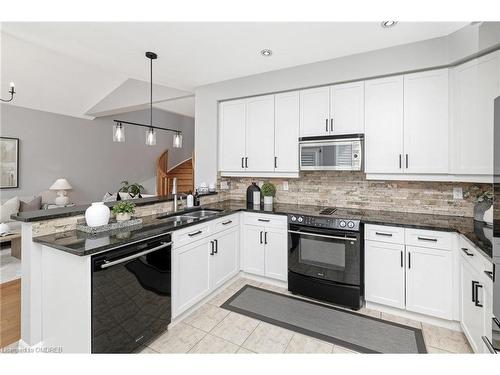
top-left (172, 177), bottom-right (179, 212)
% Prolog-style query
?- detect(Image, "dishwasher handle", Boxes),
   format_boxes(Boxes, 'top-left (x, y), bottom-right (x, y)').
top-left (101, 241), bottom-right (172, 269)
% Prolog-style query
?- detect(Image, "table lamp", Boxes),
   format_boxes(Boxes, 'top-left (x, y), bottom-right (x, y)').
top-left (50, 178), bottom-right (72, 206)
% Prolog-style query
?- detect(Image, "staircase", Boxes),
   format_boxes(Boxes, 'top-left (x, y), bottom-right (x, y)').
top-left (156, 150), bottom-right (194, 196)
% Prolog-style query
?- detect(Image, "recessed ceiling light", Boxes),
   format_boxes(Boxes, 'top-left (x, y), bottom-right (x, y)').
top-left (260, 49), bottom-right (273, 57)
top-left (381, 21), bottom-right (398, 28)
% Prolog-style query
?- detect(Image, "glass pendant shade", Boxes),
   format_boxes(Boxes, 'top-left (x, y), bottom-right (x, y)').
top-left (146, 127), bottom-right (157, 146)
top-left (173, 132), bottom-right (183, 148)
top-left (113, 123), bottom-right (125, 142)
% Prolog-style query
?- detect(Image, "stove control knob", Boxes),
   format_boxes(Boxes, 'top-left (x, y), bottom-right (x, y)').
top-left (347, 221), bottom-right (355, 229)
top-left (297, 216), bottom-right (304, 223)
top-left (339, 220), bottom-right (346, 228)
top-left (291, 216), bottom-right (297, 222)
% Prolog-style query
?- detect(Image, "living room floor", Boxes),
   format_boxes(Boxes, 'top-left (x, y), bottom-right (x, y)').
top-left (0, 246), bottom-right (21, 284)
top-left (141, 277), bottom-right (473, 354)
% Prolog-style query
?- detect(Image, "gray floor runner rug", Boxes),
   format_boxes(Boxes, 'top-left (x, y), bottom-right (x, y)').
top-left (221, 285), bottom-right (427, 353)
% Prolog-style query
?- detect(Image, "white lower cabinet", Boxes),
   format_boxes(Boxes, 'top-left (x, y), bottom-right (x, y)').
top-left (405, 246), bottom-right (453, 320)
top-left (364, 241), bottom-right (405, 309)
top-left (172, 218), bottom-right (240, 318)
top-left (210, 228), bottom-right (239, 290)
top-left (172, 237), bottom-right (211, 317)
top-left (243, 214), bottom-right (287, 281)
top-left (364, 225), bottom-right (454, 320)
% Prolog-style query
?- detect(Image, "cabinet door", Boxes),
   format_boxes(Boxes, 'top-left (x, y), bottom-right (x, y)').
top-left (172, 239), bottom-right (211, 317)
top-left (219, 100), bottom-right (246, 171)
top-left (451, 51), bottom-right (499, 175)
top-left (264, 228), bottom-right (288, 281)
top-left (364, 241), bottom-right (405, 309)
top-left (245, 95), bottom-right (275, 172)
top-left (403, 69), bottom-right (449, 174)
top-left (210, 229), bottom-right (239, 290)
top-left (330, 81), bottom-right (365, 135)
top-left (460, 257), bottom-right (486, 353)
top-left (405, 246), bottom-right (452, 320)
top-left (243, 225), bottom-right (265, 276)
top-left (299, 87), bottom-right (330, 137)
top-left (274, 91), bottom-right (300, 172)
top-left (364, 76), bottom-right (404, 174)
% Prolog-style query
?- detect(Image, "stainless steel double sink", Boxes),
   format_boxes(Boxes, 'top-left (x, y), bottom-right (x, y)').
top-left (156, 209), bottom-right (221, 225)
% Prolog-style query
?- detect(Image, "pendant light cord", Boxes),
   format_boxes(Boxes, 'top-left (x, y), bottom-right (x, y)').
top-left (150, 55), bottom-right (153, 127)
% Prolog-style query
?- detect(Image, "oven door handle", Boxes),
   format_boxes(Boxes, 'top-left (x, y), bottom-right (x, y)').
top-left (288, 230), bottom-right (357, 242)
top-left (101, 241), bottom-right (172, 269)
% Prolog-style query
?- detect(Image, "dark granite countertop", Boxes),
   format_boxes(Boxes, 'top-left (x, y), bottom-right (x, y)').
top-left (10, 192), bottom-right (218, 222)
top-left (33, 199), bottom-right (493, 260)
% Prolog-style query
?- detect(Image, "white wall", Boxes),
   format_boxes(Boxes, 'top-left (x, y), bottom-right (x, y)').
top-left (194, 22), bottom-right (500, 186)
top-left (0, 105), bottom-right (194, 204)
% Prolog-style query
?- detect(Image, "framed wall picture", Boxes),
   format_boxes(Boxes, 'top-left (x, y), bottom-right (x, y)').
top-left (0, 137), bottom-right (19, 189)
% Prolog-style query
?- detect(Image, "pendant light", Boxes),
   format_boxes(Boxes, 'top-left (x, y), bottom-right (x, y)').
top-left (113, 122), bottom-right (125, 142)
top-left (113, 52), bottom-right (183, 148)
top-left (173, 132), bottom-right (183, 148)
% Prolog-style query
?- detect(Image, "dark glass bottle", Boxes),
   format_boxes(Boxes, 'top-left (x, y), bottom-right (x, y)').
top-left (246, 182), bottom-right (261, 204)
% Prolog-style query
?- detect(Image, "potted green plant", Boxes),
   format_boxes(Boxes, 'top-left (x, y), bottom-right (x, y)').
top-left (474, 190), bottom-right (493, 223)
top-left (112, 201), bottom-right (136, 222)
top-left (261, 182), bottom-right (276, 205)
top-left (118, 181), bottom-right (144, 199)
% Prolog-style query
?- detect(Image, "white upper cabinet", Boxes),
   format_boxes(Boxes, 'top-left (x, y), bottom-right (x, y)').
top-left (403, 69), bottom-right (449, 174)
top-left (274, 91), bottom-right (300, 173)
top-left (299, 86), bottom-right (330, 137)
top-left (330, 81), bottom-right (365, 135)
top-left (219, 100), bottom-right (246, 172)
top-left (450, 51), bottom-right (500, 175)
top-left (365, 76), bottom-right (404, 174)
top-left (245, 95), bottom-right (275, 172)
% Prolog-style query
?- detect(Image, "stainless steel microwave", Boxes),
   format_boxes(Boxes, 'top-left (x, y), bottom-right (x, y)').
top-left (299, 134), bottom-right (363, 171)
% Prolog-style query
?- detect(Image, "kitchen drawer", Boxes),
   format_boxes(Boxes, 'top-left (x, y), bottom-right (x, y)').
top-left (244, 212), bottom-right (287, 229)
top-left (213, 213), bottom-right (240, 233)
top-left (405, 228), bottom-right (453, 250)
top-left (172, 222), bottom-right (212, 248)
top-left (365, 224), bottom-right (405, 244)
top-left (459, 235), bottom-right (493, 276)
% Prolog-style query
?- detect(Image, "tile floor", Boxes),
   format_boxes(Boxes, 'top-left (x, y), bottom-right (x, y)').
top-left (143, 277), bottom-right (473, 354)
top-left (0, 247), bottom-right (21, 284)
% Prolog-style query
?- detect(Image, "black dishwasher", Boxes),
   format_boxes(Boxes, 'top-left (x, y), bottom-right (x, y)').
top-left (91, 233), bottom-right (172, 353)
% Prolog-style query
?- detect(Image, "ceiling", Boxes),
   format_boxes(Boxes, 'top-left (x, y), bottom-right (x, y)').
top-left (2, 22), bottom-right (469, 118)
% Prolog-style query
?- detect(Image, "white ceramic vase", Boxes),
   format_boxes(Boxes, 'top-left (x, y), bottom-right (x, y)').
top-left (116, 212), bottom-right (131, 222)
top-left (263, 196), bottom-right (273, 205)
top-left (85, 202), bottom-right (110, 227)
top-left (483, 205), bottom-right (493, 224)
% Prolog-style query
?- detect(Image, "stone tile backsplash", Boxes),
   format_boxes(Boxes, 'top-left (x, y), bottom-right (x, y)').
top-left (218, 172), bottom-right (490, 217)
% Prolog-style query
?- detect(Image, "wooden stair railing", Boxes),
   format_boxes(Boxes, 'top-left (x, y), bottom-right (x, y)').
top-left (156, 150), bottom-right (195, 196)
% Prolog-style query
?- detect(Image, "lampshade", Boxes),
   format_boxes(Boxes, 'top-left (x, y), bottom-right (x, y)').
top-left (113, 123), bottom-right (125, 142)
top-left (173, 132), bottom-right (183, 148)
top-left (50, 178), bottom-right (72, 190)
top-left (146, 128), bottom-right (157, 146)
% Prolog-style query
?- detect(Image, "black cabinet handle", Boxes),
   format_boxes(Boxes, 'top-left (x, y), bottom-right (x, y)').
top-left (260, 231), bottom-right (263, 244)
top-left (400, 251), bottom-right (403, 268)
top-left (330, 118), bottom-right (333, 132)
top-left (399, 154), bottom-right (402, 169)
top-left (375, 232), bottom-right (392, 237)
top-left (222, 220), bottom-right (232, 225)
top-left (245, 157), bottom-right (248, 168)
top-left (325, 119), bottom-right (328, 132)
top-left (258, 218), bottom-right (270, 222)
top-left (474, 282), bottom-right (483, 307)
top-left (472, 280), bottom-right (478, 303)
top-left (188, 230), bottom-right (202, 237)
top-left (408, 252), bottom-right (411, 269)
top-left (264, 232), bottom-right (268, 245)
top-left (214, 239), bottom-right (218, 254)
top-left (417, 236), bottom-right (437, 242)
top-left (405, 154), bottom-right (409, 169)
top-left (241, 157), bottom-right (244, 169)
top-left (274, 157), bottom-right (277, 168)
top-left (461, 248), bottom-right (474, 256)
top-left (210, 241), bottom-right (214, 255)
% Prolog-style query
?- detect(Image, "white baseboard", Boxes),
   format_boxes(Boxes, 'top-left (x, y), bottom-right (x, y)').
top-left (365, 301), bottom-right (462, 331)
